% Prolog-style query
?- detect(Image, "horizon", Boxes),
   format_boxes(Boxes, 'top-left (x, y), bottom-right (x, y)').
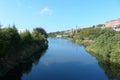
top-left (0, 0), bottom-right (120, 33)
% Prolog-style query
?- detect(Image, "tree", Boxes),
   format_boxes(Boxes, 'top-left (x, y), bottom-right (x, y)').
top-left (34, 27), bottom-right (48, 38)
top-left (20, 30), bottom-right (32, 44)
top-left (0, 25), bottom-right (21, 56)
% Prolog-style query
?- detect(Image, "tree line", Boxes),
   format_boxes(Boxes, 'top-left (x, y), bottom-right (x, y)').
top-left (0, 25), bottom-right (48, 58)
top-left (0, 25), bottom-right (48, 76)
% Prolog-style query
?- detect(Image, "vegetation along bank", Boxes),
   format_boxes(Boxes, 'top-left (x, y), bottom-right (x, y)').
top-left (0, 25), bottom-right (48, 76)
top-left (48, 25), bottom-right (120, 64)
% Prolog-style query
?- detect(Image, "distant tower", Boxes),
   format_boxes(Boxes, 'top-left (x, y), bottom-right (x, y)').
top-left (76, 26), bottom-right (78, 34)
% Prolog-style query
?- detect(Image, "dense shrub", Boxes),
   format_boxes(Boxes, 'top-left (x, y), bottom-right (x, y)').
top-left (87, 29), bottom-right (120, 63)
top-left (0, 26), bottom-right (48, 57)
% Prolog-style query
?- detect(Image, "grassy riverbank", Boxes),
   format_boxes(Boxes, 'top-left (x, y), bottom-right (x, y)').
top-left (70, 27), bottom-right (120, 63)
top-left (68, 38), bottom-right (94, 47)
top-left (68, 27), bottom-right (110, 46)
top-left (86, 30), bottom-right (120, 63)
top-left (66, 27), bottom-right (120, 64)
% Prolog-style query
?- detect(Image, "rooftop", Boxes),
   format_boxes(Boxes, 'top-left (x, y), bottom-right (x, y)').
top-left (106, 18), bottom-right (120, 23)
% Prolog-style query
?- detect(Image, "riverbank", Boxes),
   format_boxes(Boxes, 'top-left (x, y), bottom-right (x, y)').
top-left (1, 38), bottom-right (111, 80)
top-left (48, 27), bottom-right (120, 63)
top-left (0, 42), bottom-right (48, 77)
top-left (68, 28), bottom-right (120, 64)
top-left (86, 49), bottom-right (120, 80)
top-left (0, 46), bottom-right (47, 80)
top-left (68, 38), bottom-right (94, 47)
top-left (0, 26), bottom-right (48, 77)
top-left (86, 30), bottom-right (120, 64)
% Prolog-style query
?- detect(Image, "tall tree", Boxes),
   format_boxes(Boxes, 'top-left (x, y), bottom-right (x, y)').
top-left (34, 27), bottom-right (48, 38)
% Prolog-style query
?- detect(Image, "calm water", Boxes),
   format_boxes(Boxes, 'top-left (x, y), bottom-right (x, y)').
top-left (21, 38), bottom-right (108, 80)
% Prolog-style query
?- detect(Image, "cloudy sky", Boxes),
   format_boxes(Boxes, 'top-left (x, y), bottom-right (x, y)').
top-left (0, 0), bottom-right (120, 32)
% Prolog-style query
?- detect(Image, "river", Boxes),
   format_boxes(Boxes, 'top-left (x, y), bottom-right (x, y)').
top-left (2, 38), bottom-right (119, 80)
top-left (21, 38), bottom-right (109, 80)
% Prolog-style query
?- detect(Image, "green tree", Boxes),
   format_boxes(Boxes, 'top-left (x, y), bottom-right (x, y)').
top-left (0, 25), bottom-right (20, 56)
top-left (34, 27), bottom-right (48, 38)
top-left (20, 30), bottom-right (32, 44)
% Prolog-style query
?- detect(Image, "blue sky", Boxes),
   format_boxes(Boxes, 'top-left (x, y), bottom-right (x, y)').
top-left (0, 0), bottom-right (120, 32)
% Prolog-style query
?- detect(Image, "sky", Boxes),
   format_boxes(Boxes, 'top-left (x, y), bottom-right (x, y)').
top-left (0, 0), bottom-right (120, 33)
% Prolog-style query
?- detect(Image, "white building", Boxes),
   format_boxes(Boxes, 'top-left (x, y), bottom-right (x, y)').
top-left (113, 27), bottom-right (120, 32)
top-left (56, 35), bottom-right (62, 38)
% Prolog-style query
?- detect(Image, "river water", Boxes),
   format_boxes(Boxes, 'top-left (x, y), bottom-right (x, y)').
top-left (21, 38), bottom-right (109, 80)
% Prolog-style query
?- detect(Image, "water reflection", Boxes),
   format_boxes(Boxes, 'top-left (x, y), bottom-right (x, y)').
top-left (21, 38), bottom-right (108, 80)
top-left (40, 38), bottom-right (97, 66)
top-left (0, 49), bottom-right (47, 80)
top-left (88, 51), bottom-right (120, 80)
top-left (1, 38), bottom-right (120, 80)
top-left (99, 61), bottom-right (120, 80)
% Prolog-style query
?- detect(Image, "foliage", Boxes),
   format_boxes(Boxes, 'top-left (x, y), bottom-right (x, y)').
top-left (72, 27), bottom-right (111, 41)
top-left (48, 32), bottom-right (57, 38)
top-left (0, 24), bottom-right (48, 77)
top-left (0, 25), bottom-right (21, 56)
top-left (48, 26), bottom-right (120, 63)
top-left (87, 29), bottom-right (120, 63)
top-left (20, 30), bottom-right (32, 44)
top-left (48, 31), bottom-right (65, 38)
top-left (0, 25), bottom-right (48, 57)
top-left (34, 27), bottom-right (48, 38)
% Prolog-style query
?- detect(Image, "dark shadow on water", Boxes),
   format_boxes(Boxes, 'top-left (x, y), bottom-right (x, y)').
top-left (99, 61), bottom-right (120, 80)
top-left (0, 49), bottom-right (47, 80)
top-left (88, 50), bottom-right (120, 80)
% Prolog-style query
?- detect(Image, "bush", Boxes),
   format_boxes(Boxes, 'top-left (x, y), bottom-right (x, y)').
top-left (87, 29), bottom-right (120, 63)
top-left (20, 30), bottom-right (32, 44)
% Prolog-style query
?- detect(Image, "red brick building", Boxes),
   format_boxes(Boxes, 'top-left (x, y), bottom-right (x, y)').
top-left (105, 19), bottom-right (120, 27)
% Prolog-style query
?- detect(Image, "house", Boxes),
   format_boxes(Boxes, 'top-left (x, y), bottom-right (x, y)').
top-left (105, 19), bottom-right (120, 28)
top-left (56, 35), bottom-right (62, 38)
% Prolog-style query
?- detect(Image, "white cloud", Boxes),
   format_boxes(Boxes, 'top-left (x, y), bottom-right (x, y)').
top-left (40, 7), bottom-right (53, 16)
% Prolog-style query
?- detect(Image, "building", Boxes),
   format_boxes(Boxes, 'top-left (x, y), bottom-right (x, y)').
top-left (113, 27), bottom-right (120, 32)
top-left (56, 35), bottom-right (62, 38)
top-left (105, 19), bottom-right (120, 27)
